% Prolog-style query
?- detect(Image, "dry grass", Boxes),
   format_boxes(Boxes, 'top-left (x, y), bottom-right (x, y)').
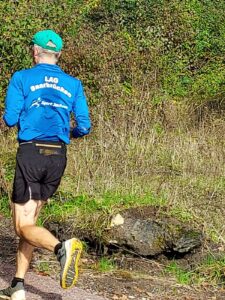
top-left (0, 104), bottom-right (225, 243)
top-left (64, 105), bottom-right (225, 242)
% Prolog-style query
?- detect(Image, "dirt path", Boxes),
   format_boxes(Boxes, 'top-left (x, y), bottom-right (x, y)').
top-left (0, 262), bottom-right (106, 300)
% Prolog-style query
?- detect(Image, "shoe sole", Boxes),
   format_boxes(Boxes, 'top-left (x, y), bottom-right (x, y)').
top-left (11, 290), bottom-right (26, 300)
top-left (61, 238), bottom-right (83, 289)
top-left (0, 290), bottom-right (25, 300)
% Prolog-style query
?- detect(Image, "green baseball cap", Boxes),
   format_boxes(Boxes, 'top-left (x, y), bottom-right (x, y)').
top-left (32, 30), bottom-right (63, 52)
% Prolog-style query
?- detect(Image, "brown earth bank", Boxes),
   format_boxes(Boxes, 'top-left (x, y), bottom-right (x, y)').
top-left (0, 215), bottom-right (225, 300)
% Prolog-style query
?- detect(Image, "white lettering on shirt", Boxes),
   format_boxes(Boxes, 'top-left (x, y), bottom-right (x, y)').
top-left (45, 76), bottom-right (59, 84)
top-left (30, 76), bottom-right (72, 98)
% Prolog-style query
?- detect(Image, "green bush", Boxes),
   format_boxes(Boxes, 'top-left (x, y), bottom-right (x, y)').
top-left (0, 0), bottom-right (224, 114)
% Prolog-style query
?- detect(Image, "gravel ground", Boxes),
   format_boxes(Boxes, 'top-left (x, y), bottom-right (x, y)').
top-left (0, 262), bottom-right (107, 300)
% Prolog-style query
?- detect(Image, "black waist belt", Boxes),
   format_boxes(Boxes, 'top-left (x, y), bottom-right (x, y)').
top-left (19, 140), bottom-right (65, 148)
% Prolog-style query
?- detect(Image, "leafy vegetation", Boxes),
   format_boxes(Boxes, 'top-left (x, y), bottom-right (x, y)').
top-left (0, 0), bottom-right (224, 111)
top-left (0, 0), bottom-right (225, 288)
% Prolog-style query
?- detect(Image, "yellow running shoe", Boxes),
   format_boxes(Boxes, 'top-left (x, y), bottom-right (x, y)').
top-left (57, 238), bottom-right (83, 289)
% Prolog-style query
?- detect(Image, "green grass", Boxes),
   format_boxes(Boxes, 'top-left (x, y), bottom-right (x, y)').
top-left (34, 261), bottom-right (51, 276)
top-left (95, 257), bottom-right (116, 272)
top-left (165, 254), bottom-right (225, 286)
top-left (195, 254), bottom-right (225, 285)
top-left (168, 207), bottom-right (194, 222)
top-left (0, 196), bottom-right (11, 218)
top-left (165, 262), bottom-right (193, 285)
top-left (36, 191), bottom-right (166, 225)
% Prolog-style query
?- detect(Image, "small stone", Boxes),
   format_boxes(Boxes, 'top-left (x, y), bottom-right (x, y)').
top-left (110, 214), bottom-right (125, 227)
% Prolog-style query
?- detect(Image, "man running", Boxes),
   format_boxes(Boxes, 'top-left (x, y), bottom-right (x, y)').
top-left (1, 29), bottom-right (91, 300)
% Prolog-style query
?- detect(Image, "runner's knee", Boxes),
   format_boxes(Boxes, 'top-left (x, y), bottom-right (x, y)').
top-left (14, 221), bottom-right (34, 237)
top-left (14, 224), bottom-right (22, 237)
top-left (12, 199), bottom-right (43, 237)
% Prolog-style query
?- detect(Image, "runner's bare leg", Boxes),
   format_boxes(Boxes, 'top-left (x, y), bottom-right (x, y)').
top-left (12, 200), bottom-right (60, 279)
top-left (15, 239), bottom-right (35, 278)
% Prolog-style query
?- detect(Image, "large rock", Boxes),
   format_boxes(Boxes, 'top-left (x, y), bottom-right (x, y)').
top-left (45, 206), bottom-right (203, 257)
top-left (102, 207), bottom-right (203, 256)
top-left (106, 216), bottom-right (166, 256)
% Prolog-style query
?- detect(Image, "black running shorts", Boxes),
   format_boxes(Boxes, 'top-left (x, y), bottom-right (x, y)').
top-left (12, 141), bottom-right (67, 203)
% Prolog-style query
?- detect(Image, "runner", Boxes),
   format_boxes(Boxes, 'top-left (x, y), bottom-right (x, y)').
top-left (1, 29), bottom-right (91, 300)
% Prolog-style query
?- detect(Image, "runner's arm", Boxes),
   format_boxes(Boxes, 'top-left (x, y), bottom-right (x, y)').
top-left (72, 81), bottom-right (91, 138)
top-left (3, 72), bottom-right (24, 127)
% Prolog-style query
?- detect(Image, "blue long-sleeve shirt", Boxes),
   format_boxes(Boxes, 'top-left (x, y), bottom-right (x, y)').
top-left (3, 63), bottom-right (91, 144)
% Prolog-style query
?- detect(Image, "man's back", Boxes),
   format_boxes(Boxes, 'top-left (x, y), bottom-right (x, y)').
top-left (4, 63), bottom-right (90, 144)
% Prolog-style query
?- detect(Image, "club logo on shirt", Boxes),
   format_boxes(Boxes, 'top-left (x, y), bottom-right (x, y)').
top-left (31, 97), bottom-right (42, 108)
top-left (30, 97), bottom-right (68, 110)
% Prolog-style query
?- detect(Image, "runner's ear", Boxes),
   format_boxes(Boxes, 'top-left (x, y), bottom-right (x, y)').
top-left (56, 52), bottom-right (61, 59)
